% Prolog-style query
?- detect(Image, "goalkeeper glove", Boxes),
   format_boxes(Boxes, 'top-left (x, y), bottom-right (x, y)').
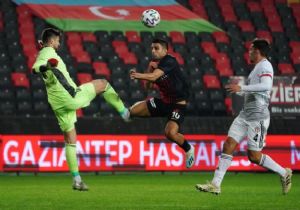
top-left (47, 58), bottom-right (58, 67)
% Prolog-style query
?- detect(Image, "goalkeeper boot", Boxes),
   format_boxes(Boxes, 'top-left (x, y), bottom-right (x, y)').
top-left (72, 181), bottom-right (89, 191)
top-left (120, 108), bottom-right (131, 122)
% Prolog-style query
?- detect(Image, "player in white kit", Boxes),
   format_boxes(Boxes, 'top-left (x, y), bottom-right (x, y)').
top-left (195, 39), bottom-right (292, 195)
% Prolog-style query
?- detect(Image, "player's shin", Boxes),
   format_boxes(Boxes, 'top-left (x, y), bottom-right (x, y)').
top-left (102, 83), bottom-right (126, 113)
top-left (259, 154), bottom-right (286, 176)
top-left (212, 153), bottom-right (233, 187)
top-left (65, 143), bottom-right (81, 182)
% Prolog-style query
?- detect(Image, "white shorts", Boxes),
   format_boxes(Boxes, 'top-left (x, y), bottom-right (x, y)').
top-left (228, 114), bottom-right (270, 151)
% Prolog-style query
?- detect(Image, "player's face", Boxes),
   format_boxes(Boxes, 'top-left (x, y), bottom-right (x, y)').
top-left (151, 43), bottom-right (167, 60)
top-left (249, 44), bottom-right (259, 64)
top-left (50, 36), bottom-right (60, 50)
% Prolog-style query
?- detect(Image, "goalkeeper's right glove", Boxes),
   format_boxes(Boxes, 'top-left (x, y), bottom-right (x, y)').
top-left (38, 58), bottom-right (59, 73)
top-left (47, 58), bottom-right (58, 67)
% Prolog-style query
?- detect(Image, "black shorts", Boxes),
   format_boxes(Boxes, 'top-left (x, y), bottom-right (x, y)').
top-left (146, 97), bottom-right (186, 125)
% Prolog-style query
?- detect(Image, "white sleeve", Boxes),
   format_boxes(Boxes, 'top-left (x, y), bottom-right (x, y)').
top-left (241, 75), bottom-right (272, 92)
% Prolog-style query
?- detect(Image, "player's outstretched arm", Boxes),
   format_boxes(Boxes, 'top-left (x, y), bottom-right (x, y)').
top-left (32, 58), bottom-right (58, 74)
top-left (225, 76), bottom-right (272, 93)
top-left (240, 76), bottom-right (272, 92)
top-left (130, 68), bottom-right (164, 82)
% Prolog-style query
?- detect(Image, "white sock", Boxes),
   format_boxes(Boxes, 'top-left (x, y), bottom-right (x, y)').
top-left (212, 153), bottom-right (233, 188)
top-left (73, 175), bottom-right (82, 183)
top-left (259, 154), bottom-right (286, 177)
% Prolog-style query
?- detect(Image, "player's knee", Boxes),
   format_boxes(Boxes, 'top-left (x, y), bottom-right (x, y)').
top-left (247, 152), bottom-right (260, 164)
top-left (164, 128), bottom-right (177, 140)
top-left (93, 79), bottom-right (107, 94)
top-left (222, 140), bottom-right (234, 154)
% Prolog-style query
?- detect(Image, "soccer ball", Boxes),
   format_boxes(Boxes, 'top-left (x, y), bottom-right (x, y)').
top-left (141, 9), bottom-right (160, 28)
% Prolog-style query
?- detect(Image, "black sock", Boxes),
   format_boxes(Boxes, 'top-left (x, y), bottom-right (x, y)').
top-left (180, 140), bottom-right (191, 152)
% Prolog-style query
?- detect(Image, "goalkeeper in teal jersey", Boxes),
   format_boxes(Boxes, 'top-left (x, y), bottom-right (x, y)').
top-left (32, 28), bottom-right (130, 191)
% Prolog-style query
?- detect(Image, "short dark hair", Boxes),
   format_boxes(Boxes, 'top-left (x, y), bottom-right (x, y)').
top-left (252, 38), bottom-right (270, 57)
top-left (41, 28), bottom-right (61, 44)
top-left (152, 38), bottom-right (168, 50)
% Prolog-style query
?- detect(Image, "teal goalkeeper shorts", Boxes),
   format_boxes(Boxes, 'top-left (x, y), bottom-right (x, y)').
top-left (53, 83), bottom-right (96, 132)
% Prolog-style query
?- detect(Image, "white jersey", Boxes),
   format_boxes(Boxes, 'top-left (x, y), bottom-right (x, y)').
top-left (239, 59), bottom-right (273, 121)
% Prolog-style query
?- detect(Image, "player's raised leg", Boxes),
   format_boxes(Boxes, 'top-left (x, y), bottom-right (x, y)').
top-left (165, 121), bottom-right (194, 168)
top-left (130, 100), bottom-right (151, 117)
top-left (248, 150), bottom-right (292, 194)
top-left (246, 119), bottom-right (292, 195)
top-left (64, 128), bottom-right (88, 191)
top-left (91, 79), bottom-right (130, 121)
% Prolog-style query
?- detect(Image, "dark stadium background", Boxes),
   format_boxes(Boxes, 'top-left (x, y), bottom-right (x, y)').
top-left (0, 0), bottom-right (299, 135)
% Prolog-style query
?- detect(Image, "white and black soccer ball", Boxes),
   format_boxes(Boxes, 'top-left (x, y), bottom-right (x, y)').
top-left (141, 9), bottom-right (160, 28)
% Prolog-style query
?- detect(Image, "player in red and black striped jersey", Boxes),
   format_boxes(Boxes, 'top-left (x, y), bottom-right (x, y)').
top-left (129, 38), bottom-right (194, 168)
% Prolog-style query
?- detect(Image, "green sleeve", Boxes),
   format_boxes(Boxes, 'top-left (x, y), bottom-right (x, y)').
top-left (32, 48), bottom-right (55, 73)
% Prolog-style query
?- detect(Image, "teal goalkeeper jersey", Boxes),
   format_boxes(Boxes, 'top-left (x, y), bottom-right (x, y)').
top-left (32, 47), bottom-right (78, 110)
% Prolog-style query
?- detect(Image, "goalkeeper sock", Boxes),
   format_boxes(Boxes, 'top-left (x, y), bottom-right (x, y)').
top-left (212, 153), bottom-right (233, 188)
top-left (65, 143), bottom-right (81, 182)
top-left (102, 83), bottom-right (126, 113)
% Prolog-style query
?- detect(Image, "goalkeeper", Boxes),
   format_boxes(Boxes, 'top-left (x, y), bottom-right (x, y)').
top-left (32, 28), bottom-right (130, 191)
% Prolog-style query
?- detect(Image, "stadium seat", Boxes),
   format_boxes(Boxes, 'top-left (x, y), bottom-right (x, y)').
top-left (238, 21), bottom-right (255, 32)
top-left (0, 88), bottom-right (14, 101)
top-left (203, 75), bottom-right (221, 89)
top-left (16, 88), bottom-right (31, 101)
top-left (93, 61), bottom-right (111, 79)
top-left (256, 30), bottom-right (273, 43)
top-left (111, 31), bottom-right (126, 41)
top-left (169, 31), bottom-right (185, 44)
top-left (209, 90), bottom-right (224, 101)
top-left (76, 62), bottom-right (93, 74)
top-left (224, 97), bottom-right (232, 114)
top-left (11, 72), bottom-right (29, 88)
top-left (212, 101), bottom-right (227, 115)
top-left (196, 101), bottom-right (212, 116)
top-left (0, 76), bottom-right (12, 88)
top-left (0, 12), bottom-right (3, 31)
top-left (290, 52), bottom-right (300, 64)
top-left (126, 31), bottom-right (141, 43)
top-left (76, 109), bottom-right (83, 117)
top-left (76, 52), bottom-right (91, 63)
top-left (30, 74), bottom-right (45, 89)
top-left (170, 52), bottom-right (184, 65)
top-left (112, 77), bottom-right (127, 89)
top-left (115, 44), bottom-right (129, 55)
top-left (82, 101), bottom-right (99, 116)
top-left (81, 32), bottom-right (97, 43)
top-left (212, 31), bottom-right (230, 44)
top-left (121, 52), bottom-right (138, 65)
top-left (66, 32), bottom-right (82, 44)
top-left (32, 88), bottom-right (47, 101)
top-left (33, 101), bottom-right (49, 115)
top-left (189, 0), bottom-right (208, 19)
top-left (131, 90), bottom-right (145, 102)
top-left (77, 73), bottom-right (93, 85)
top-left (222, 11), bottom-right (238, 22)
top-left (247, 1), bottom-right (262, 12)
top-left (201, 42), bottom-right (218, 55)
top-left (289, 41), bottom-right (300, 53)
top-left (17, 100), bottom-right (32, 114)
top-left (278, 63), bottom-right (295, 74)
top-left (0, 101), bottom-right (15, 115)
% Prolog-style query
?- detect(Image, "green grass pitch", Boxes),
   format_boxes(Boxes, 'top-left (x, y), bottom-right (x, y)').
top-left (0, 172), bottom-right (299, 210)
